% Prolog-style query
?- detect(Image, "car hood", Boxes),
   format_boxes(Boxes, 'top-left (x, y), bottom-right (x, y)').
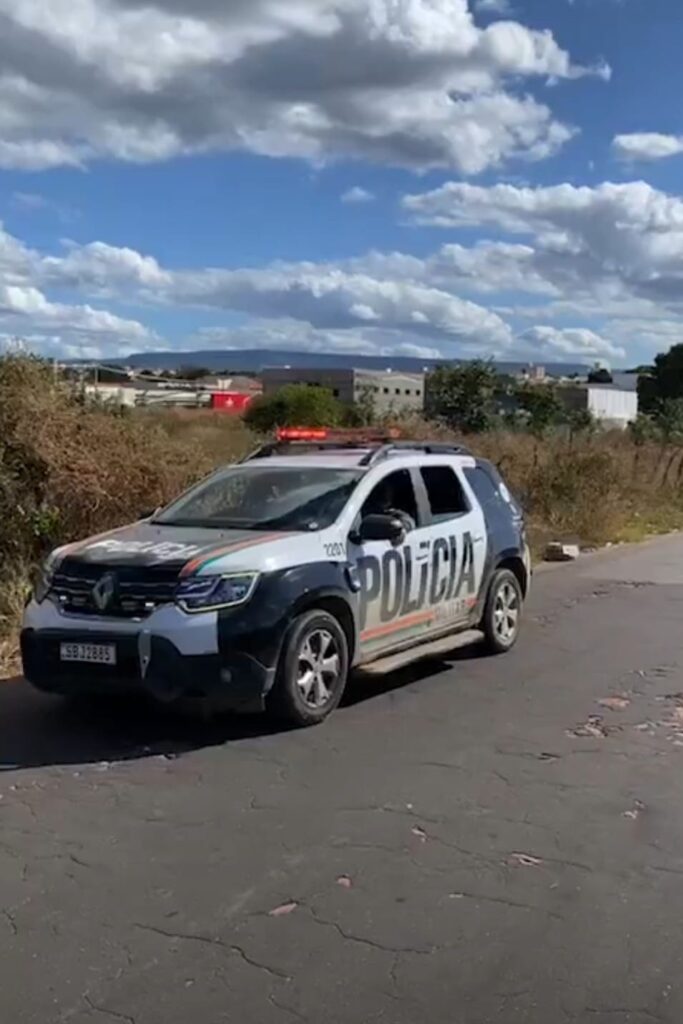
top-left (54, 522), bottom-right (300, 576)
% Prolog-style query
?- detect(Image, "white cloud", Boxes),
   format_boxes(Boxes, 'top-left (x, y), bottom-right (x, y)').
top-left (43, 241), bottom-right (171, 296)
top-left (11, 171), bottom-right (683, 366)
top-left (401, 179), bottom-right (683, 308)
top-left (173, 266), bottom-right (514, 347)
top-left (192, 320), bottom-right (446, 360)
top-left (0, 281), bottom-right (160, 359)
top-left (11, 191), bottom-right (80, 223)
top-left (0, 222), bottom-right (35, 285)
top-left (40, 239), bottom-right (514, 348)
top-left (0, 0), bottom-right (607, 174)
top-left (517, 325), bottom-right (625, 361)
top-left (341, 186), bottom-right (375, 204)
top-left (0, 218), bottom-right (517, 358)
top-left (613, 133), bottom-right (683, 163)
top-left (474, 0), bottom-right (514, 13)
top-left (12, 192), bottom-right (48, 211)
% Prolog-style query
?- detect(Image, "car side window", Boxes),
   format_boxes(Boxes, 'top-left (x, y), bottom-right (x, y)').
top-left (463, 466), bottom-right (501, 510)
top-left (361, 469), bottom-right (419, 527)
top-left (420, 466), bottom-right (470, 524)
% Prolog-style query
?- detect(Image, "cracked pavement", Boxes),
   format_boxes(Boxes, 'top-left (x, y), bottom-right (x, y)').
top-left (4, 535), bottom-right (683, 1022)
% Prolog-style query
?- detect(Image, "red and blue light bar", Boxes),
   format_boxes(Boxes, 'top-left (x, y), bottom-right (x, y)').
top-left (276, 427), bottom-right (402, 444)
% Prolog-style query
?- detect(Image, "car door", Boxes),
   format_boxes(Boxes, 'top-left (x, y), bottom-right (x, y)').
top-left (414, 462), bottom-right (488, 636)
top-left (350, 467), bottom-right (437, 660)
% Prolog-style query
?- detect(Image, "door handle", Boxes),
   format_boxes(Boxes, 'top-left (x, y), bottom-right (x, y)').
top-left (473, 535), bottom-right (485, 545)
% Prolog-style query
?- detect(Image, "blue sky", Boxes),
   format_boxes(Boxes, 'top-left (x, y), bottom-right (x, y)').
top-left (0, 0), bottom-right (681, 367)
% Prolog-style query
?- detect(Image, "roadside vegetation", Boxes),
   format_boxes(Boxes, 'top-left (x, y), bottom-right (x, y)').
top-left (3, 351), bottom-right (683, 672)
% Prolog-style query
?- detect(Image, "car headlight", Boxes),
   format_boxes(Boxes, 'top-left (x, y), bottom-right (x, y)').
top-left (33, 555), bottom-right (58, 604)
top-left (175, 573), bottom-right (259, 614)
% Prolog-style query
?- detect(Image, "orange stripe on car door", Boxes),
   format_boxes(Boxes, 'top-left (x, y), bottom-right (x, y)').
top-left (361, 611), bottom-right (434, 643)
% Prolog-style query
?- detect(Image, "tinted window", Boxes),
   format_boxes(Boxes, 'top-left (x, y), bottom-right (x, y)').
top-left (420, 466), bottom-right (469, 523)
top-left (155, 466), bottom-right (362, 532)
top-left (466, 464), bottom-right (522, 516)
top-left (464, 467), bottom-right (500, 508)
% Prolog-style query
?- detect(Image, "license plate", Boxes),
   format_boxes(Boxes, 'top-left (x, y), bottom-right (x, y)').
top-left (60, 643), bottom-right (117, 666)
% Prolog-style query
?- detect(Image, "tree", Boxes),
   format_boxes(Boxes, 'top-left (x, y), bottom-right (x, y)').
top-left (566, 407), bottom-right (595, 434)
top-left (244, 384), bottom-right (344, 433)
top-left (514, 384), bottom-right (566, 437)
top-left (426, 362), bottom-right (500, 433)
top-left (345, 384), bottom-right (377, 427)
top-left (629, 413), bottom-right (659, 446)
top-left (588, 367), bottom-right (613, 385)
top-left (653, 398), bottom-right (683, 442)
top-left (638, 344), bottom-right (683, 414)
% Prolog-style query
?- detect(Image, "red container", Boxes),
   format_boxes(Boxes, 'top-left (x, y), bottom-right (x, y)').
top-left (210, 392), bottom-right (254, 413)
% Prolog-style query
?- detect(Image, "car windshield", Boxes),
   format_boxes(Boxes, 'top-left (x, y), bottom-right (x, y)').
top-left (153, 465), bottom-right (363, 532)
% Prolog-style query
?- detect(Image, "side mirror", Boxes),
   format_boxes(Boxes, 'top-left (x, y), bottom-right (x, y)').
top-left (359, 513), bottom-right (405, 544)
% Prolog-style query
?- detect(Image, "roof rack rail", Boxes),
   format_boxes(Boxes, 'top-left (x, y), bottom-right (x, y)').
top-left (239, 430), bottom-right (472, 465)
top-left (359, 441), bottom-right (472, 467)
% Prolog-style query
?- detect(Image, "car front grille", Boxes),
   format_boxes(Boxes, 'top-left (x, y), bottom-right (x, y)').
top-left (50, 561), bottom-right (179, 619)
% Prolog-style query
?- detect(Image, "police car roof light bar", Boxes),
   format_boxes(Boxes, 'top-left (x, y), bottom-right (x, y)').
top-left (240, 427), bottom-right (403, 463)
top-left (277, 427), bottom-right (402, 445)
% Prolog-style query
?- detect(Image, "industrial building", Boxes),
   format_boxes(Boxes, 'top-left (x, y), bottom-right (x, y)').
top-left (559, 374), bottom-right (639, 429)
top-left (261, 367), bottom-right (426, 414)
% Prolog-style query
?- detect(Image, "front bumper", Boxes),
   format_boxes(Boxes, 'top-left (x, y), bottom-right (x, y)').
top-left (21, 600), bottom-right (278, 712)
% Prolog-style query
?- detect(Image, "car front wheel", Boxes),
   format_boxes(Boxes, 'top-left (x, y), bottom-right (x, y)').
top-left (481, 569), bottom-right (523, 654)
top-left (268, 610), bottom-right (349, 727)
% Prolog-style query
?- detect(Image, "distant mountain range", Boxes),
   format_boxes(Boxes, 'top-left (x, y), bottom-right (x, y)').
top-left (109, 348), bottom-right (590, 377)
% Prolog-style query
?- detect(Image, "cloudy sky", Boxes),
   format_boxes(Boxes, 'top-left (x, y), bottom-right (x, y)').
top-left (0, 0), bottom-right (680, 367)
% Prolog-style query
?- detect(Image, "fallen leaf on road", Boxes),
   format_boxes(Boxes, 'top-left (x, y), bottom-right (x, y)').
top-left (667, 707), bottom-right (683, 727)
top-left (598, 696), bottom-right (631, 712)
top-left (269, 902), bottom-right (298, 918)
top-left (658, 693), bottom-right (683, 706)
top-left (508, 853), bottom-right (543, 867)
top-left (336, 876), bottom-right (353, 889)
top-left (566, 716), bottom-right (609, 739)
top-left (623, 801), bottom-right (645, 820)
top-left (411, 826), bottom-right (428, 842)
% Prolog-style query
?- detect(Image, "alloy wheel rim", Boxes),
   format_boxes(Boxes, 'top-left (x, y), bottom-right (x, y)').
top-left (494, 582), bottom-right (520, 642)
top-left (296, 629), bottom-right (341, 709)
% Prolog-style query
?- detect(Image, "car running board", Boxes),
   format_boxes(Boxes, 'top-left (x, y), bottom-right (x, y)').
top-left (358, 629), bottom-right (484, 677)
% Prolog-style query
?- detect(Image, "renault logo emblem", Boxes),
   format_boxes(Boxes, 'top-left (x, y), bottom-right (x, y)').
top-left (92, 573), bottom-right (116, 612)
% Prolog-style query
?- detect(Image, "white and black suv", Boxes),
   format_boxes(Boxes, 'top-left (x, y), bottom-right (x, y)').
top-left (22, 430), bottom-right (531, 727)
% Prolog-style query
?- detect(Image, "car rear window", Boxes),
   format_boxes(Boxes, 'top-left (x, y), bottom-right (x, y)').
top-left (465, 464), bottom-right (521, 515)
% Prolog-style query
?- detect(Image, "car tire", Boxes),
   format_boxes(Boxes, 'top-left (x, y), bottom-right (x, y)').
top-left (268, 609), bottom-right (349, 727)
top-left (481, 569), bottom-right (523, 654)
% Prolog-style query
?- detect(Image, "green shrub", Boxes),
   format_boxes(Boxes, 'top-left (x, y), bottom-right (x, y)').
top-left (244, 384), bottom-right (345, 432)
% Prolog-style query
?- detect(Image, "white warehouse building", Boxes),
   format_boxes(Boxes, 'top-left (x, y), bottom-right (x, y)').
top-left (586, 385), bottom-right (639, 427)
top-left (560, 374), bottom-right (639, 429)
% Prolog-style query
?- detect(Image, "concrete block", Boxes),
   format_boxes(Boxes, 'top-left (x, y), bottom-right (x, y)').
top-left (545, 542), bottom-right (581, 562)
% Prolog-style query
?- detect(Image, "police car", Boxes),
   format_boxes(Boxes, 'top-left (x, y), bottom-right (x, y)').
top-left (21, 429), bottom-right (530, 727)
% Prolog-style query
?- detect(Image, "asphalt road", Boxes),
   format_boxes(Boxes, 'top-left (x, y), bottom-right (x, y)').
top-left (4, 536), bottom-right (683, 1024)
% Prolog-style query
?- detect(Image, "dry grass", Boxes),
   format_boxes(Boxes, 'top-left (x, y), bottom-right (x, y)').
top-left (3, 355), bottom-right (683, 675)
top-left (0, 563), bottom-right (31, 674)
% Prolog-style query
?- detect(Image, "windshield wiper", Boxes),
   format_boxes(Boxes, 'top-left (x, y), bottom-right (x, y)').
top-left (151, 519), bottom-right (249, 529)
